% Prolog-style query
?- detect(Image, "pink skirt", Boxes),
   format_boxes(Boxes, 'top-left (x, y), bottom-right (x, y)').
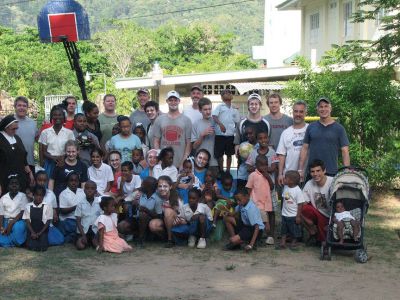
top-left (98, 224), bottom-right (132, 253)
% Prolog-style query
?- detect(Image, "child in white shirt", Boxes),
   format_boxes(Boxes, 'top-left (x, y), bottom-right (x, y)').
top-left (278, 170), bottom-right (305, 249)
top-left (171, 188), bottom-right (212, 249)
top-left (334, 201), bottom-right (361, 244)
top-left (87, 148), bottom-right (114, 195)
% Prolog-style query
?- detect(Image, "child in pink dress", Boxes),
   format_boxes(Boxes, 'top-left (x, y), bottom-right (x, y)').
top-left (95, 197), bottom-right (132, 253)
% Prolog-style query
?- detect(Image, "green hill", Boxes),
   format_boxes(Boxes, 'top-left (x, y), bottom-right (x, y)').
top-left (0, 0), bottom-right (264, 54)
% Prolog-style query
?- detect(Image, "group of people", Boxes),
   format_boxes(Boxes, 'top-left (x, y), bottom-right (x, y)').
top-left (0, 86), bottom-right (353, 253)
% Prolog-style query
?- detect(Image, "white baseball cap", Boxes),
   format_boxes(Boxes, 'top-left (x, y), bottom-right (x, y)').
top-left (167, 90), bottom-right (180, 100)
top-left (247, 93), bottom-right (262, 102)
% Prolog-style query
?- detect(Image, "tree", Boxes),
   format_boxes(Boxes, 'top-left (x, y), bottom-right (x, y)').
top-left (352, 0), bottom-right (400, 66)
top-left (284, 57), bottom-right (400, 187)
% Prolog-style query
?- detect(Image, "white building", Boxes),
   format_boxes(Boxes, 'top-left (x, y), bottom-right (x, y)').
top-left (277, 0), bottom-right (383, 62)
top-left (253, 0), bottom-right (301, 67)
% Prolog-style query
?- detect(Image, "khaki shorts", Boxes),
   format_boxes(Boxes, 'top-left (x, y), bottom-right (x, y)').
top-left (260, 210), bottom-right (269, 223)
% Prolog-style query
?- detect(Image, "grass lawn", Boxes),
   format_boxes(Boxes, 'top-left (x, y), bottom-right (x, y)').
top-left (0, 191), bottom-right (399, 300)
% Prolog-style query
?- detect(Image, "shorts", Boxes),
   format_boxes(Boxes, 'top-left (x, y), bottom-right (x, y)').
top-left (281, 216), bottom-right (302, 238)
top-left (214, 135), bottom-right (235, 158)
top-left (235, 219), bottom-right (263, 242)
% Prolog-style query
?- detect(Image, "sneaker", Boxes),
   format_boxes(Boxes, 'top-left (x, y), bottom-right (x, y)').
top-left (125, 234), bottom-right (134, 242)
top-left (197, 238), bottom-right (206, 249)
top-left (266, 237), bottom-right (275, 245)
top-left (188, 235), bottom-right (196, 248)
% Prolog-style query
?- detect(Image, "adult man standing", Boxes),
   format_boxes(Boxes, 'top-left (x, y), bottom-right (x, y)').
top-left (191, 97), bottom-right (219, 175)
top-left (144, 100), bottom-right (160, 149)
top-left (130, 88), bottom-right (151, 130)
top-left (277, 100), bottom-right (308, 185)
top-left (298, 97), bottom-right (350, 179)
top-left (14, 96), bottom-right (38, 171)
top-left (98, 94), bottom-right (118, 149)
top-left (302, 159), bottom-right (334, 245)
top-left (264, 93), bottom-right (293, 151)
top-left (153, 91), bottom-right (192, 168)
top-left (183, 85), bottom-right (203, 124)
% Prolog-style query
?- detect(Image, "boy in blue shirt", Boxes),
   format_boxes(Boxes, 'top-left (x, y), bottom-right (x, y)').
top-left (223, 188), bottom-right (265, 251)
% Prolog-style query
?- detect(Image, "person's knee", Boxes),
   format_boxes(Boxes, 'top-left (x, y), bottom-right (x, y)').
top-left (230, 235), bottom-right (241, 244)
top-left (75, 238), bottom-right (86, 250)
top-left (149, 220), bottom-right (162, 232)
top-left (164, 208), bottom-right (176, 219)
top-left (117, 221), bottom-right (130, 234)
top-left (198, 214), bottom-right (206, 223)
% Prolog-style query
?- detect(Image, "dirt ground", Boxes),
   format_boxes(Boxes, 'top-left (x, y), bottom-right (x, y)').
top-left (1, 193), bottom-right (399, 300)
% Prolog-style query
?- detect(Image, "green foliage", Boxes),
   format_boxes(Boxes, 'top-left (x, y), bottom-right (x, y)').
top-left (285, 57), bottom-right (400, 187)
top-left (352, 0), bottom-right (400, 66)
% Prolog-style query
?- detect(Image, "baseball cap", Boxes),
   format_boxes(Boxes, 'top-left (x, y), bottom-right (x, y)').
top-left (167, 90), bottom-right (180, 99)
top-left (316, 97), bottom-right (331, 106)
top-left (247, 93), bottom-right (262, 102)
top-left (191, 85), bottom-right (203, 92)
top-left (137, 88), bottom-right (149, 95)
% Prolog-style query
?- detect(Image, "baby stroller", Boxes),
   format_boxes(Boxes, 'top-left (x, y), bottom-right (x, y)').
top-left (320, 166), bottom-right (370, 263)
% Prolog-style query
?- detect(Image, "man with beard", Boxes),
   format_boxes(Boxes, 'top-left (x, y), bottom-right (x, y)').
top-left (130, 88), bottom-right (151, 130)
top-left (183, 85), bottom-right (203, 125)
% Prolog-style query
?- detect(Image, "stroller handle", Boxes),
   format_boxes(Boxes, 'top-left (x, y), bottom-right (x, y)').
top-left (338, 165), bottom-right (368, 176)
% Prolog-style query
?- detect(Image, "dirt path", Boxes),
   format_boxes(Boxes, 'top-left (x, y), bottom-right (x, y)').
top-left (72, 243), bottom-right (399, 300)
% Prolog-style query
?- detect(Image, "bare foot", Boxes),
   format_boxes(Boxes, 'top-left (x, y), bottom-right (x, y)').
top-left (339, 239), bottom-right (344, 245)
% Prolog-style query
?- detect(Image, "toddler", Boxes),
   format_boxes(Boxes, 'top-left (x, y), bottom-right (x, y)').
top-left (278, 170), bottom-right (305, 249)
top-left (334, 201), bottom-right (361, 244)
top-left (176, 159), bottom-right (201, 204)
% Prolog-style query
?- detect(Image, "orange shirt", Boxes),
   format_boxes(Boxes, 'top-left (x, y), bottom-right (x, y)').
top-left (246, 169), bottom-right (272, 212)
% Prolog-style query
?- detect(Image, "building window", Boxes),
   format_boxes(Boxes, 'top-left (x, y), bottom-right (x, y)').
top-left (344, 1), bottom-right (353, 38)
top-left (203, 85), bottom-right (213, 95)
top-left (329, 1), bottom-right (337, 9)
top-left (375, 8), bottom-right (386, 26)
top-left (310, 13), bottom-right (319, 44)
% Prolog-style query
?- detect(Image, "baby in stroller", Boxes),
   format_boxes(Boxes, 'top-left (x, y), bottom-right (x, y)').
top-left (333, 201), bottom-right (361, 244)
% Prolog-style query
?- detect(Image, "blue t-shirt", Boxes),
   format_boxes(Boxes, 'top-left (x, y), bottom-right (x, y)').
top-left (216, 180), bottom-right (236, 198)
top-left (304, 121), bottom-right (349, 175)
top-left (194, 168), bottom-right (207, 185)
top-left (140, 168), bottom-right (150, 180)
top-left (235, 200), bottom-right (265, 230)
top-left (139, 192), bottom-right (162, 215)
top-left (109, 134), bottom-right (141, 163)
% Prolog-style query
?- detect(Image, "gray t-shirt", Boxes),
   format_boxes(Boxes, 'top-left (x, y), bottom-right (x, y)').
top-left (130, 110), bottom-right (150, 132)
top-left (191, 118), bottom-right (218, 167)
top-left (304, 121), bottom-right (349, 175)
top-left (98, 113), bottom-right (118, 148)
top-left (264, 114), bottom-right (293, 151)
top-left (153, 114), bottom-right (192, 167)
top-left (15, 116), bottom-right (37, 166)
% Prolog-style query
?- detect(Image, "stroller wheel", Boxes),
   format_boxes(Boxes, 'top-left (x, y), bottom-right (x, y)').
top-left (355, 249), bottom-right (368, 263)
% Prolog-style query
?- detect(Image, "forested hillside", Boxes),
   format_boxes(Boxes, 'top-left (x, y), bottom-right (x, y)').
top-left (0, 0), bottom-right (264, 54)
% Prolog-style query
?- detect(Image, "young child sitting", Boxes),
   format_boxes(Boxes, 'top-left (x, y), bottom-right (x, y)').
top-left (201, 188), bottom-right (216, 210)
top-left (58, 172), bottom-right (86, 243)
top-left (23, 185), bottom-right (52, 251)
top-left (176, 158), bottom-right (201, 204)
top-left (132, 148), bottom-right (145, 175)
top-left (153, 147), bottom-right (178, 182)
top-left (118, 161), bottom-right (142, 217)
top-left (172, 188), bottom-right (213, 249)
top-left (202, 169), bottom-right (216, 191)
top-left (95, 196), bottom-right (133, 253)
top-left (212, 172), bottom-right (237, 228)
top-left (87, 148), bottom-right (114, 195)
top-left (278, 170), bottom-right (305, 250)
top-left (333, 201), bottom-right (361, 244)
top-left (223, 188), bottom-right (265, 251)
top-left (246, 155), bottom-right (275, 245)
top-left (75, 181), bottom-right (102, 250)
top-left (0, 175), bottom-right (28, 247)
top-left (137, 177), bottom-right (162, 247)
top-left (34, 171), bottom-right (64, 246)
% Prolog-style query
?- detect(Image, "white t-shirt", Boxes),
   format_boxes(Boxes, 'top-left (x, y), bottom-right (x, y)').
top-left (117, 175), bottom-right (142, 196)
top-left (153, 164), bottom-right (178, 182)
top-left (44, 189), bottom-right (57, 209)
top-left (276, 124), bottom-right (308, 173)
top-left (335, 211), bottom-right (355, 221)
top-left (0, 192), bottom-right (28, 218)
top-left (212, 103), bottom-right (240, 136)
top-left (74, 197), bottom-right (102, 234)
top-left (38, 126), bottom-right (75, 156)
top-left (182, 202), bottom-right (213, 222)
top-left (303, 176), bottom-right (333, 217)
top-left (59, 187), bottom-right (85, 220)
top-left (95, 213), bottom-right (118, 232)
top-left (183, 106), bottom-right (202, 125)
top-left (87, 163), bottom-right (114, 195)
top-left (281, 185), bottom-right (305, 217)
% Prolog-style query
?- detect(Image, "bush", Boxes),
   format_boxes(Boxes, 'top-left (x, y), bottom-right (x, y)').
top-left (284, 58), bottom-right (400, 187)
